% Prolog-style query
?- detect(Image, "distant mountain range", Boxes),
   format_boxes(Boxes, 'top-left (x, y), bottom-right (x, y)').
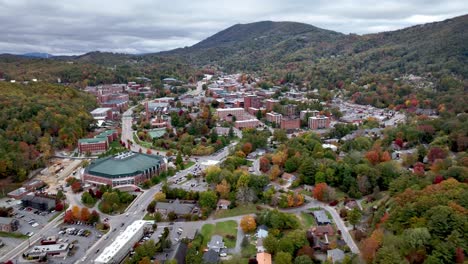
top-left (1, 14), bottom-right (467, 79)
top-left (21, 52), bottom-right (54, 58)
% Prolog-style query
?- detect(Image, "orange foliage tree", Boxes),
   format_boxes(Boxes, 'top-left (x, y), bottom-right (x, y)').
top-left (242, 142), bottom-right (253, 155)
top-left (216, 179), bottom-right (231, 199)
top-left (361, 229), bottom-right (384, 263)
top-left (259, 156), bottom-right (271, 173)
top-left (240, 215), bottom-right (257, 233)
top-left (71, 205), bottom-right (80, 219)
top-left (80, 207), bottom-right (90, 222)
top-left (313, 182), bottom-right (328, 201)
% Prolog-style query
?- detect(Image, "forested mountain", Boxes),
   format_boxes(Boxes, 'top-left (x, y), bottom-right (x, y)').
top-left (0, 82), bottom-right (97, 181)
top-left (160, 15), bottom-right (467, 78)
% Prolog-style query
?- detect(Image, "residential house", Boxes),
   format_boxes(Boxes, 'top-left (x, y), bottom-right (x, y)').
top-left (327, 248), bottom-right (345, 263)
top-left (203, 249), bottom-right (220, 263)
top-left (207, 235), bottom-right (225, 253)
top-left (154, 199), bottom-right (196, 217)
top-left (0, 217), bottom-right (19, 232)
top-left (256, 252), bottom-right (272, 264)
top-left (217, 199), bottom-right (231, 210)
top-left (311, 225), bottom-right (335, 237)
top-left (313, 210), bottom-right (332, 225)
top-left (281, 173), bottom-right (296, 184)
top-left (256, 225), bottom-right (268, 239)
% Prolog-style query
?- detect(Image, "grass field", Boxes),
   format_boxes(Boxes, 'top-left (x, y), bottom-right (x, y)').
top-left (201, 220), bottom-right (238, 248)
top-left (301, 212), bottom-right (317, 228)
top-left (0, 231), bottom-right (27, 239)
top-left (213, 204), bottom-right (259, 219)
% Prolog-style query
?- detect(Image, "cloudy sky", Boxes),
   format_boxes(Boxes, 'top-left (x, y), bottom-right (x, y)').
top-left (1, 0), bottom-right (466, 55)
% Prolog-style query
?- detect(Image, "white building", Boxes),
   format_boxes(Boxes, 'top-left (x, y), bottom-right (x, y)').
top-left (94, 220), bottom-right (153, 264)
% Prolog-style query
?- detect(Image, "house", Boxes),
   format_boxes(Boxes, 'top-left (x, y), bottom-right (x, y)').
top-left (256, 237), bottom-right (265, 252)
top-left (344, 199), bottom-right (359, 210)
top-left (203, 249), bottom-right (220, 263)
top-left (311, 225), bottom-right (335, 237)
top-left (256, 252), bottom-right (272, 264)
top-left (0, 217), bottom-right (19, 232)
top-left (313, 210), bottom-right (332, 225)
top-left (207, 235), bottom-right (225, 253)
top-left (154, 199), bottom-right (196, 216)
top-left (172, 242), bottom-right (188, 264)
top-left (256, 225), bottom-right (268, 239)
top-left (327, 248), bottom-right (345, 263)
top-left (217, 199), bottom-right (231, 210)
top-left (281, 173), bottom-right (296, 184)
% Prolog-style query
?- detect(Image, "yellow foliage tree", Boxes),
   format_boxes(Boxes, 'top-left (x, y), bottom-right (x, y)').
top-left (154, 192), bottom-right (166, 202)
top-left (216, 179), bottom-right (231, 199)
top-left (269, 165), bottom-right (281, 181)
top-left (71, 205), bottom-right (80, 220)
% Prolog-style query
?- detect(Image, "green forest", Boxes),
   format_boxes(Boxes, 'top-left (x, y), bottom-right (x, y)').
top-left (0, 82), bottom-right (97, 181)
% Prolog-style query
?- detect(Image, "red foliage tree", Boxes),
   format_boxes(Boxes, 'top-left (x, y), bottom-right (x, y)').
top-left (242, 142), bottom-right (253, 155)
top-left (64, 210), bottom-right (73, 223)
top-left (380, 151), bottom-right (391, 162)
top-left (394, 138), bottom-right (404, 148)
top-left (313, 183), bottom-right (328, 202)
top-left (95, 189), bottom-right (103, 199)
top-left (259, 157), bottom-right (270, 173)
top-left (55, 202), bottom-right (64, 211)
top-left (427, 147), bottom-right (447, 163)
top-left (88, 188), bottom-right (95, 198)
top-left (433, 175), bottom-right (444, 184)
top-left (413, 162), bottom-right (425, 176)
top-left (365, 150), bottom-right (380, 165)
top-left (146, 149), bottom-right (152, 155)
top-left (71, 181), bottom-right (82, 193)
top-left (455, 247), bottom-right (465, 264)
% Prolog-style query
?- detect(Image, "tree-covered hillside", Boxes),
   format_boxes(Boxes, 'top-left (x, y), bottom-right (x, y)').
top-left (0, 82), bottom-right (97, 180)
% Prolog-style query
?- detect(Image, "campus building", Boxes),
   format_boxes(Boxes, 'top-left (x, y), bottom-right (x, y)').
top-left (83, 152), bottom-right (167, 187)
top-left (309, 116), bottom-right (331, 130)
top-left (95, 220), bottom-right (153, 264)
top-left (78, 130), bottom-right (119, 154)
top-left (244, 95), bottom-right (262, 110)
top-left (280, 118), bottom-right (301, 130)
top-left (235, 119), bottom-right (260, 129)
top-left (21, 195), bottom-right (56, 211)
top-left (266, 112), bottom-right (282, 124)
top-left (90, 108), bottom-right (113, 120)
top-left (216, 108), bottom-right (247, 121)
top-left (265, 99), bottom-right (280, 112)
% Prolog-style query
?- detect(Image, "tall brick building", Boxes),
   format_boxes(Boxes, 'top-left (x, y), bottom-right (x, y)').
top-left (244, 95), bottom-right (262, 110)
top-left (281, 118), bottom-right (301, 130)
top-left (266, 112), bottom-right (282, 124)
top-left (309, 116), bottom-right (331, 130)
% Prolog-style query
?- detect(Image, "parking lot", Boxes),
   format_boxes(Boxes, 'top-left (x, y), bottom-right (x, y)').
top-left (11, 203), bottom-right (57, 237)
top-left (16, 222), bottom-right (104, 264)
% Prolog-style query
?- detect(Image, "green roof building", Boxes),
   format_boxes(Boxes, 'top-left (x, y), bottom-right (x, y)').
top-left (83, 152), bottom-right (167, 187)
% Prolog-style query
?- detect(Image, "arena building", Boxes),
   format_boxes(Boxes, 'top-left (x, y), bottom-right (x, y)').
top-left (83, 152), bottom-right (167, 188)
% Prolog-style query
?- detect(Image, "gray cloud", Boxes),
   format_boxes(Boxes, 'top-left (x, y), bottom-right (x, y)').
top-left (0, 0), bottom-right (466, 55)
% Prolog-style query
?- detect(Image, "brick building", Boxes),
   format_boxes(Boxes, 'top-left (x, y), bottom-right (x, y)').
top-left (83, 152), bottom-right (167, 187)
top-left (281, 118), bottom-right (301, 130)
top-left (244, 95), bottom-right (262, 110)
top-left (22, 195), bottom-right (56, 211)
top-left (216, 108), bottom-right (247, 121)
top-left (309, 116), bottom-right (331, 130)
top-left (78, 130), bottom-right (118, 154)
top-left (235, 119), bottom-right (260, 129)
top-left (300, 109), bottom-right (320, 120)
top-left (282, 104), bottom-right (297, 117)
top-left (90, 107), bottom-right (113, 120)
top-left (266, 112), bottom-right (282, 124)
top-left (265, 99), bottom-right (280, 112)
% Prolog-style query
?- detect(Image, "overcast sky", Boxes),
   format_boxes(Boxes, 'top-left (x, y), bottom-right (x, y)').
top-left (0, 0), bottom-right (466, 55)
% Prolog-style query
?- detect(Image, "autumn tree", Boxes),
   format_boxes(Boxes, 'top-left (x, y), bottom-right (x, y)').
top-left (81, 207), bottom-right (90, 222)
top-left (269, 165), bottom-right (281, 181)
top-left (240, 215), bottom-right (257, 233)
top-left (64, 210), bottom-right (73, 223)
top-left (242, 142), bottom-right (253, 155)
top-left (71, 205), bottom-right (80, 220)
top-left (313, 182), bottom-right (328, 201)
top-left (361, 229), bottom-right (384, 263)
top-left (427, 147), bottom-right (447, 163)
top-left (215, 179), bottom-right (231, 199)
top-left (154, 192), bottom-right (166, 202)
top-left (259, 156), bottom-right (271, 173)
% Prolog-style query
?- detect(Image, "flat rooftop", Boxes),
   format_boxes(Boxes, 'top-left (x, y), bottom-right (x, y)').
top-left (95, 220), bottom-right (153, 263)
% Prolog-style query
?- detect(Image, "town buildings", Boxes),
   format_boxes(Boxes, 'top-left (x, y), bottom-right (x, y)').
top-left (83, 152), bottom-right (167, 187)
top-left (95, 220), bottom-right (153, 264)
top-left (309, 116), bottom-right (331, 130)
top-left (266, 112), bottom-right (282, 124)
top-left (281, 118), bottom-right (301, 130)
